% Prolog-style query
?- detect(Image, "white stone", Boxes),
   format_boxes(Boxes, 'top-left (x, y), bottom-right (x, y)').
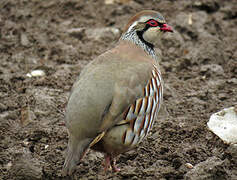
top-left (185, 162), bottom-right (194, 169)
top-left (104, 0), bottom-right (115, 4)
top-left (207, 107), bottom-right (237, 144)
top-left (26, 70), bottom-right (45, 77)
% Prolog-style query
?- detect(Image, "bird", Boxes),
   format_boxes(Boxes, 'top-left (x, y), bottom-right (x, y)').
top-left (62, 10), bottom-right (173, 175)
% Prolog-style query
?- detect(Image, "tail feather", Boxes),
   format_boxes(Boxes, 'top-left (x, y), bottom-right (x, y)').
top-left (62, 137), bottom-right (92, 176)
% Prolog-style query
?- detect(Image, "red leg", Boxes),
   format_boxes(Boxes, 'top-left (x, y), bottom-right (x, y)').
top-left (104, 155), bottom-right (112, 172)
top-left (103, 154), bottom-right (120, 172)
top-left (80, 149), bottom-right (89, 161)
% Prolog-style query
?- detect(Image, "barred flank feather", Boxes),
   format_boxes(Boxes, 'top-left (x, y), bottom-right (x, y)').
top-left (121, 66), bottom-right (163, 146)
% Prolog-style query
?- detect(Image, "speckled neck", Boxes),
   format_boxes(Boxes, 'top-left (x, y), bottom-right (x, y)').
top-left (120, 29), bottom-right (158, 61)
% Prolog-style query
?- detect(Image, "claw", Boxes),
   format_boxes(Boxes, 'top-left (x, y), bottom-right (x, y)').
top-left (103, 155), bottom-right (120, 172)
top-left (111, 159), bottom-right (120, 172)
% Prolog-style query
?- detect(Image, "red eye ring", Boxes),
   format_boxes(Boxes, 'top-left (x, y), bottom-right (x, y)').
top-left (146, 19), bottom-right (159, 27)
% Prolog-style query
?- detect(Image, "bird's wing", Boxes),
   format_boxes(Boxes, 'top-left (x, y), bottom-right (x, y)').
top-left (98, 60), bottom-right (161, 133)
top-left (88, 61), bottom-right (159, 147)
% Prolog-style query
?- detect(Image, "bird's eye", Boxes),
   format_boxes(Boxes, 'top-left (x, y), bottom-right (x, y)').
top-left (146, 19), bottom-right (159, 27)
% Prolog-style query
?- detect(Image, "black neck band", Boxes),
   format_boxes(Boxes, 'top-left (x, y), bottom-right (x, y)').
top-left (136, 26), bottom-right (154, 49)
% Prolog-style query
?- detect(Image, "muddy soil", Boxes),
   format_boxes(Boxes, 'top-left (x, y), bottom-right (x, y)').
top-left (0, 0), bottom-right (236, 179)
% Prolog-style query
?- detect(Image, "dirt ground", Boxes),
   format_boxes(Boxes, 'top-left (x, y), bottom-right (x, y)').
top-left (0, 0), bottom-right (237, 179)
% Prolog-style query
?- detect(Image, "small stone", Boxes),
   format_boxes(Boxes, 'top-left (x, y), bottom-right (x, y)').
top-left (188, 14), bottom-right (193, 25)
top-left (26, 69), bottom-right (45, 78)
top-left (6, 161), bottom-right (12, 170)
top-left (104, 0), bottom-right (115, 4)
top-left (185, 162), bottom-right (194, 169)
top-left (67, 28), bottom-right (85, 38)
top-left (23, 139), bottom-right (30, 146)
top-left (20, 33), bottom-right (30, 46)
top-left (200, 64), bottom-right (224, 75)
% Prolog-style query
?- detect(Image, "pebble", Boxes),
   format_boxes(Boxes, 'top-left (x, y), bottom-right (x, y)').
top-left (200, 64), bottom-right (224, 75)
top-left (185, 162), bottom-right (194, 169)
top-left (26, 70), bottom-right (45, 78)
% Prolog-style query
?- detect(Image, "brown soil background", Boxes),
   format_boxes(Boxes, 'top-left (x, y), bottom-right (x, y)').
top-left (0, 0), bottom-right (237, 179)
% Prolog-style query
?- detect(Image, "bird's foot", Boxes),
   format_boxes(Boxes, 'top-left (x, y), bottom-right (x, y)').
top-left (103, 155), bottom-right (120, 172)
top-left (104, 155), bottom-right (111, 172)
top-left (111, 159), bottom-right (120, 172)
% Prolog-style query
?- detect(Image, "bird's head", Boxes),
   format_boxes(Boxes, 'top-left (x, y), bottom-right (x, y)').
top-left (122, 10), bottom-right (173, 48)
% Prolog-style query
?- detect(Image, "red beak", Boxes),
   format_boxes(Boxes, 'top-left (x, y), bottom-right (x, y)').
top-left (160, 24), bottom-right (173, 32)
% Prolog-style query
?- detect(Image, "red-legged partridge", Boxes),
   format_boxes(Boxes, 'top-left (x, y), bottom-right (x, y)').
top-left (62, 10), bottom-right (173, 175)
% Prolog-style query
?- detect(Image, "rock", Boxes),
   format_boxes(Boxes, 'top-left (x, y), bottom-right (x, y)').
top-left (26, 70), bottom-right (46, 78)
top-left (207, 107), bottom-right (237, 144)
top-left (200, 64), bottom-right (224, 75)
top-left (184, 157), bottom-right (228, 180)
top-left (185, 163), bottom-right (194, 169)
